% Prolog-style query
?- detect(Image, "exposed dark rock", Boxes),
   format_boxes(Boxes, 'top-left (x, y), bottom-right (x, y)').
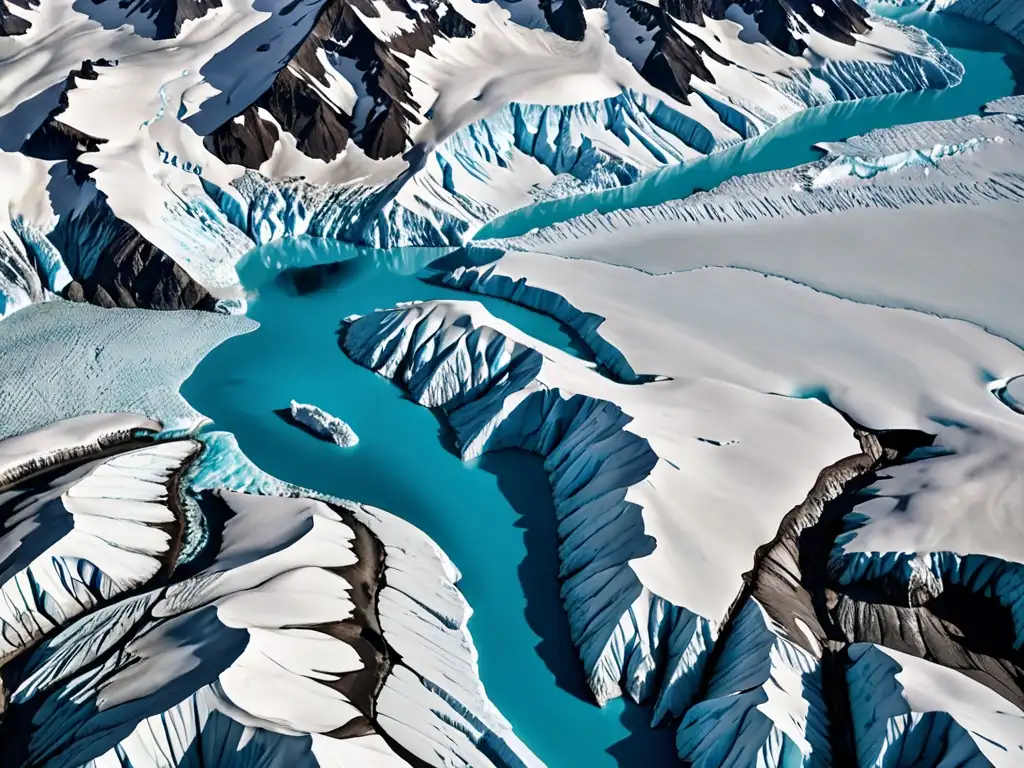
top-left (83, 0), bottom-right (222, 39)
top-left (201, 0), bottom-right (881, 170)
top-left (0, 0), bottom-right (36, 36)
top-left (62, 219), bottom-right (217, 311)
top-left (543, 0), bottom-right (586, 41)
top-left (205, 0), bottom-right (476, 167)
top-left (683, 420), bottom-right (1024, 763)
top-left (203, 104), bottom-right (281, 167)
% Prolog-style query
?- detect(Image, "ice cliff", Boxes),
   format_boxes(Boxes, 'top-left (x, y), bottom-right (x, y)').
top-left (868, 0), bottom-right (1024, 43)
top-left (339, 225), bottom-right (1024, 758)
top-left (484, 99), bottom-right (1024, 251)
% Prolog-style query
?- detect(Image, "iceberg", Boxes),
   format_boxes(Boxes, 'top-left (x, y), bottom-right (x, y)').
top-left (289, 399), bottom-right (359, 447)
top-left (0, 300), bottom-right (540, 767)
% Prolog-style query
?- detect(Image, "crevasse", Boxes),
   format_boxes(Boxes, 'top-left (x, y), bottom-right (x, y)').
top-left (340, 301), bottom-right (717, 738)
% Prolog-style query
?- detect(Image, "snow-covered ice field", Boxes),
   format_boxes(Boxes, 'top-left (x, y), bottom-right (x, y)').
top-left (0, 0), bottom-right (1023, 764)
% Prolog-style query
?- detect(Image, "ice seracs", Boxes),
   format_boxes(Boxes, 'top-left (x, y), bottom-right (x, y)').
top-left (0, 292), bottom-right (539, 767)
top-left (847, 643), bottom-right (1024, 766)
top-left (289, 399), bottom-right (359, 447)
top-left (0, 0), bottom-right (969, 308)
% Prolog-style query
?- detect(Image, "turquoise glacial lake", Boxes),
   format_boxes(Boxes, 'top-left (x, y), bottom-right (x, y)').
top-left (183, 8), bottom-right (1024, 765)
top-left (182, 241), bottom-right (676, 766)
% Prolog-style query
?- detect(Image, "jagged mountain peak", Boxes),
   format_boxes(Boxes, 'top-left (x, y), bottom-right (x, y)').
top-left (82, 0), bottom-right (223, 38)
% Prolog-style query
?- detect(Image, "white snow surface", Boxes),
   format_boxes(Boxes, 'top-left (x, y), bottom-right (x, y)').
top-left (482, 108), bottom-right (1024, 348)
top-left (0, 411), bottom-right (159, 484)
top-left (847, 643), bottom-right (1024, 766)
top-left (344, 298), bottom-right (856, 624)
top-left (289, 399), bottom-right (360, 447)
top-left (0, 0), bottom-right (967, 290)
top-left (0, 435), bottom-right (199, 663)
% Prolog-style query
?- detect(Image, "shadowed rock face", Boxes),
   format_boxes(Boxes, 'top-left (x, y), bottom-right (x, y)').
top-left (205, 0), bottom-right (477, 167)
top-left (17, 61), bottom-right (217, 313)
top-left (62, 222), bottom-right (218, 311)
top-left (21, 61), bottom-right (111, 180)
top-left (709, 425), bottom-right (1024, 761)
top-left (0, 0), bottom-right (36, 36)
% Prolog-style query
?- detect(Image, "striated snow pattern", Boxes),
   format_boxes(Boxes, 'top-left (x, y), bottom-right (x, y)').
top-left (484, 100), bottom-right (1024, 251)
top-left (0, 0), bottom-right (968, 308)
top-left (868, 0), bottom-right (1024, 42)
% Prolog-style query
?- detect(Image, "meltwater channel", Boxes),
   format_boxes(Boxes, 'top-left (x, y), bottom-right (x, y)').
top-left (183, 6), bottom-right (1024, 764)
top-left (476, 2), bottom-right (1024, 241)
top-left (182, 242), bottom-right (678, 766)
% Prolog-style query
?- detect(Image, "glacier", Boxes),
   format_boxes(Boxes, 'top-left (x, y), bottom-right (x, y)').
top-left (339, 205), bottom-right (1024, 756)
top-left (0, 293), bottom-right (539, 768)
top-left (0, 0), bottom-right (1022, 763)
top-left (847, 643), bottom-right (1024, 766)
top-left (483, 97), bottom-right (1024, 253)
top-left (867, 0), bottom-right (1024, 42)
top-left (0, 0), bottom-right (973, 313)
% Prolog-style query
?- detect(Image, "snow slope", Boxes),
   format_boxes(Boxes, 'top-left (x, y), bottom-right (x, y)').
top-left (0, 296), bottom-right (538, 767)
top-left (342, 205), bottom-right (1024, 754)
top-left (0, 0), bottom-right (966, 308)
top-left (848, 643), bottom-right (1024, 766)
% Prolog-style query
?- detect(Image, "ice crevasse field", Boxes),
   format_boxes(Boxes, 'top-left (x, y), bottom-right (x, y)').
top-left (185, 6), bottom-right (1024, 763)
top-left (1, 0), bottom-right (1024, 765)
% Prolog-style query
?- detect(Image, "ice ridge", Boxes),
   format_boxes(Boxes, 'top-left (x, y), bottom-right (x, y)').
top-left (868, 0), bottom-right (1024, 43)
top-left (340, 300), bottom-right (718, 725)
top-left (482, 106), bottom-right (1024, 252)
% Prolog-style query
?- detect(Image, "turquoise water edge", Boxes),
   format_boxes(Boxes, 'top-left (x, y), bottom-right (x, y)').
top-left (477, 4), bottom-right (1024, 241)
top-left (182, 8), bottom-right (1024, 766)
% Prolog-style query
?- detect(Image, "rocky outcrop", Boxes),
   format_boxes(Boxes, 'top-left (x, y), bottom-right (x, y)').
top-left (0, 0), bottom-right (35, 36)
top-left (62, 217), bottom-right (218, 311)
top-left (204, 0), bottom-right (477, 166)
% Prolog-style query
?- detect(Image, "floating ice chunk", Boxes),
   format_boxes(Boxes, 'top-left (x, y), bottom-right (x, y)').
top-left (289, 400), bottom-right (359, 447)
top-left (811, 138), bottom-right (986, 188)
